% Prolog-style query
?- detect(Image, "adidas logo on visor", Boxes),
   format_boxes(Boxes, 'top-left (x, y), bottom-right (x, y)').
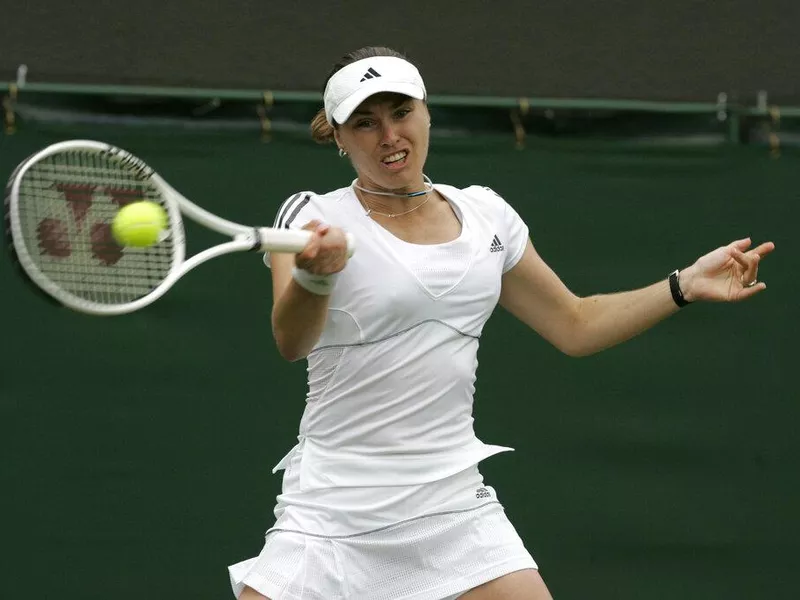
top-left (360, 67), bottom-right (382, 82)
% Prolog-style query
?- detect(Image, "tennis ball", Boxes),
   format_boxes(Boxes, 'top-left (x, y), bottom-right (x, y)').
top-left (111, 201), bottom-right (168, 247)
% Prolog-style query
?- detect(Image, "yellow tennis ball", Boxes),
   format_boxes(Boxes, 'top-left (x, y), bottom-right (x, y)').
top-left (111, 201), bottom-right (168, 247)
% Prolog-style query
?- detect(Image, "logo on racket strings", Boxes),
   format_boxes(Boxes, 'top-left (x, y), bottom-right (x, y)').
top-left (37, 184), bottom-right (158, 266)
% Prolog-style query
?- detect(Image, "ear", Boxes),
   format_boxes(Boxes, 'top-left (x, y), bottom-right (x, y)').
top-left (333, 128), bottom-right (343, 150)
top-left (422, 102), bottom-right (432, 128)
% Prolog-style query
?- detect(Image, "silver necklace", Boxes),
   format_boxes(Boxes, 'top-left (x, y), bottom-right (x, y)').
top-left (352, 174), bottom-right (434, 198)
top-left (353, 175), bottom-right (434, 218)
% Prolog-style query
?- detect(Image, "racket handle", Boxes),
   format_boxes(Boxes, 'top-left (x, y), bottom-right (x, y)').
top-left (257, 228), bottom-right (356, 257)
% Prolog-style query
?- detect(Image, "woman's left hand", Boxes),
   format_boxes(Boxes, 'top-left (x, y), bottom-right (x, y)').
top-left (680, 237), bottom-right (776, 303)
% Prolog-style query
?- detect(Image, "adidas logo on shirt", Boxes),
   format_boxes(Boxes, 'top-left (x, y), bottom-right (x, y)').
top-left (476, 487), bottom-right (491, 499)
top-left (489, 235), bottom-right (504, 252)
top-left (360, 68), bottom-right (381, 82)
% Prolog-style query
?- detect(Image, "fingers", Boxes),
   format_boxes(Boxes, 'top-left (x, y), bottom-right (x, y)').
top-left (729, 238), bottom-right (775, 291)
top-left (731, 248), bottom-right (759, 286)
top-left (296, 221), bottom-right (324, 267)
top-left (730, 247), bottom-right (757, 271)
top-left (737, 280), bottom-right (767, 301)
top-left (295, 222), bottom-right (349, 274)
top-left (751, 241), bottom-right (776, 258)
top-left (731, 237), bottom-right (753, 252)
top-left (300, 219), bottom-right (322, 233)
top-left (730, 238), bottom-right (775, 258)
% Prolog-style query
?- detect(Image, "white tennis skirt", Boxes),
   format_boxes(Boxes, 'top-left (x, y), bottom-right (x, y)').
top-left (228, 502), bottom-right (537, 600)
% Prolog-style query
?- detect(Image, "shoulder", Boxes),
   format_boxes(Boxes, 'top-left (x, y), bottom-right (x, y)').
top-left (436, 183), bottom-right (512, 218)
top-left (464, 184), bottom-right (509, 204)
top-left (438, 183), bottom-right (507, 205)
top-left (274, 186), bottom-right (352, 229)
top-left (439, 183), bottom-right (528, 236)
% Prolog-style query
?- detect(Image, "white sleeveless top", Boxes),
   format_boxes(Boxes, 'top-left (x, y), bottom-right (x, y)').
top-left (263, 182), bottom-right (529, 534)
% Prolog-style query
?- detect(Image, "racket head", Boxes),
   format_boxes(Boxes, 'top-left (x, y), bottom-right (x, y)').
top-left (5, 140), bottom-right (186, 315)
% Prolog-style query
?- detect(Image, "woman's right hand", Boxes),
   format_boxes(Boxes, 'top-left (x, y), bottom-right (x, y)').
top-left (295, 220), bottom-right (350, 275)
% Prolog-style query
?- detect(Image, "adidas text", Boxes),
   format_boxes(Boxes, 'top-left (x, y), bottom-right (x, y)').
top-left (490, 235), bottom-right (504, 252)
top-left (476, 487), bottom-right (491, 499)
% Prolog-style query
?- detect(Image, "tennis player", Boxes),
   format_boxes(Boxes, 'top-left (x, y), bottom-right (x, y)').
top-left (228, 47), bottom-right (774, 600)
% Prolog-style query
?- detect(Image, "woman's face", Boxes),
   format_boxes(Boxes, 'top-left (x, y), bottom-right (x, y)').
top-left (335, 93), bottom-right (430, 193)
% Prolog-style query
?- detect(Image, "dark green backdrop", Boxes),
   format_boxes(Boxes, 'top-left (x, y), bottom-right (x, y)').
top-left (4, 0), bottom-right (800, 103)
top-left (0, 124), bottom-right (796, 600)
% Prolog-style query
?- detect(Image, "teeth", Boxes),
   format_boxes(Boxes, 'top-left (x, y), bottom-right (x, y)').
top-left (383, 151), bottom-right (407, 163)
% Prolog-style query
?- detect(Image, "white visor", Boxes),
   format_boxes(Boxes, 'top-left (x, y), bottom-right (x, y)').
top-left (323, 56), bottom-right (427, 125)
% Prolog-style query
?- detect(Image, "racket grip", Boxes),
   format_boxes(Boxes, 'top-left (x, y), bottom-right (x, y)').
top-left (257, 228), bottom-right (356, 257)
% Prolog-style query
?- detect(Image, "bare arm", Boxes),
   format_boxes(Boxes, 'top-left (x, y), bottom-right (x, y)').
top-left (500, 237), bottom-right (775, 357)
top-left (270, 221), bottom-right (349, 361)
top-left (271, 253), bottom-right (331, 361)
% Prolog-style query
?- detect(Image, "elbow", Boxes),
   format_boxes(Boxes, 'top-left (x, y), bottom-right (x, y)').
top-left (271, 316), bottom-right (309, 362)
top-left (558, 327), bottom-right (610, 358)
top-left (271, 308), bottom-right (304, 362)
top-left (273, 331), bottom-right (308, 362)
top-left (277, 345), bottom-right (306, 363)
top-left (559, 342), bottom-right (598, 358)
top-left (555, 335), bottom-right (588, 357)
top-left (271, 312), bottom-right (323, 362)
top-left (554, 303), bottom-right (597, 358)
top-left (558, 343), bottom-right (583, 358)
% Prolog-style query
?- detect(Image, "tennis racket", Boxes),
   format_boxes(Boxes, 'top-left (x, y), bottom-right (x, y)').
top-left (4, 139), bottom-right (355, 316)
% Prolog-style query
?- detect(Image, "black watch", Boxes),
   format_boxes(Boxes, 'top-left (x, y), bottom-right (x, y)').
top-left (669, 269), bottom-right (691, 307)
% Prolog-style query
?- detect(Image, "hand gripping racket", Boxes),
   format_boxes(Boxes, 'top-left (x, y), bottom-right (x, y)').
top-left (4, 140), bottom-right (355, 316)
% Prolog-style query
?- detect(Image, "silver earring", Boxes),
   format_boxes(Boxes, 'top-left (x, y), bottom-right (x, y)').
top-left (338, 148), bottom-right (347, 158)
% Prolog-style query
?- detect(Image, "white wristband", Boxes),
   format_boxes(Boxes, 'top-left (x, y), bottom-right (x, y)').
top-left (291, 267), bottom-right (338, 296)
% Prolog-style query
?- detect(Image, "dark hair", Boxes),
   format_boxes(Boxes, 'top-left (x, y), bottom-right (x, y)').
top-left (310, 46), bottom-right (409, 144)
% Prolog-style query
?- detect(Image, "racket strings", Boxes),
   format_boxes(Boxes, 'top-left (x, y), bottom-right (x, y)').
top-left (16, 151), bottom-right (175, 305)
